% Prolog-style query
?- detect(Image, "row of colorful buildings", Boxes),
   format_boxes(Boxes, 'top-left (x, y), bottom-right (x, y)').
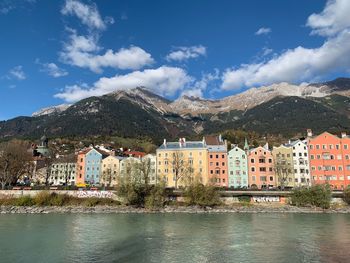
top-left (47, 130), bottom-right (350, 190)
top-left (157, 130), bottom-right (350, 190)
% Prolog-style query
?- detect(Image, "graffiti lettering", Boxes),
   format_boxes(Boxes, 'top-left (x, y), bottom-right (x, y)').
top-left (252, 196), bottom-right (280, 203)
top-left (77, 191), bottom-right (114, 199)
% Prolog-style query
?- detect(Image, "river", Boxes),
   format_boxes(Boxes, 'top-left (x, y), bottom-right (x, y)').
top-left (0, 213), bottom-right (350, 262)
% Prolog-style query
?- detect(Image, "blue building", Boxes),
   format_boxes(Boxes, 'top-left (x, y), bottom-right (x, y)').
top-left (84, 148), bottom-right (108, 185)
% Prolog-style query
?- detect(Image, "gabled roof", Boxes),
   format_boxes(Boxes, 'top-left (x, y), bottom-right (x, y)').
top-left (204, 135), bottom-right (224, 146)
top-left (308, 131), bottom-right (341, 141)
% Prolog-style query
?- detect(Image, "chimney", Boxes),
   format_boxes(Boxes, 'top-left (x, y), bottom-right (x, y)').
top-left (263, 142), bottom-right (269, 150)
top-left (219, 134), bottom-right (222, 143)
top-left (307, 129), bottom-right (313, 137)
top-left (110, 150), bottom-right (115, 156)
top-left (288, 140), bottom-right (291, 145)
top-left (341, 132), bottom-right (347, 138)
top-left (163, 139), bottom-right (167, 146)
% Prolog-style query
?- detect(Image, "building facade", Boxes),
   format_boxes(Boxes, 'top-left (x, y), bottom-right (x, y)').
top-left (49, 162), bottom-right (76, 186)
top-left (289, 140), bottom-right (311, 186)
top-left (272, 145), bottom-right (295, 189)
top-left (228, 146), bottom-right (248, 188)
top-left (205, 136), bottom-right (228, 187)
top-left (101, 156), bottom-right (124, 187)
top-left (248, 145), bottom-right (276, 189)
top-left (156, 138), bottom-right (209, 188)
top-left (76, 148), bottom-right (108, 186)
top-left (308, 130), bottom-right (350, 189)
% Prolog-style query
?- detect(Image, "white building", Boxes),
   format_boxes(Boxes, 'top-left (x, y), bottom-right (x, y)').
top-left (49, 162), bottom-right (76, 186)
top-left (288, 140), bottom-right (311, 186)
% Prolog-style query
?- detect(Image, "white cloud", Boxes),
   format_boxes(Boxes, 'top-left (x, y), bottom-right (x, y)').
top-left (60, 31), bottom-right (154, 73)
top-left (180, 70), bottom-right (220, 98)
top-left (9, 66), bottom-right (26, 80)
top-left (222, 0), bottom-right (350, 90)
top-left (60, 1), bottom-right (154, 73)
top-left (61, 0), bottom-right (106, 30)
top-left (166, 45), bottom-right (206, 62)
top-left (307, 0), bottom-right (350, 36)
top-left (55, 66), bottom-right (193, 102)
top-left (255, 27), bottom-right (271, 35)
top-left (181, 89), bottom-right (204, 98)
top-left (39, 62), bottom-right (68, 78)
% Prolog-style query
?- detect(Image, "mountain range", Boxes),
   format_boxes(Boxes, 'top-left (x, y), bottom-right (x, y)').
top-left (1, 77), bottom-right (350, 143)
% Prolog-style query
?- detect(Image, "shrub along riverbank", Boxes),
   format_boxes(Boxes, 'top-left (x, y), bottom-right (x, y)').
top-left (1, 185), bottom-right (350, 212)
top-left (0, 191), bottom-right (120, 207)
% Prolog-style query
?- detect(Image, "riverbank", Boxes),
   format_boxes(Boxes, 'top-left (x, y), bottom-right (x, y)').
top-left (2, 204), bottom-right (350, 214)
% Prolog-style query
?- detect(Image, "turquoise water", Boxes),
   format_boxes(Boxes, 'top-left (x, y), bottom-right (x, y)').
top-left (0, 213), bottom-right (350, 263)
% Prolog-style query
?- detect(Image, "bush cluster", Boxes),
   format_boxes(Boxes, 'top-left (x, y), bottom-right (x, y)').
top-left (183, 182), bottom-right (221, 207)
top-left (0, 192), bottom-right (120, 207)
top-left (290, 185), bottom-right (332, 209)
top-left (117, 182), bottom-right (167, 208)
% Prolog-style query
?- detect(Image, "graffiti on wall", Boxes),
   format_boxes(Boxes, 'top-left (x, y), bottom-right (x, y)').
top-left (77, 191), bottom-right (114, 199)
top-left (252, 196), bottom-right (280, 203)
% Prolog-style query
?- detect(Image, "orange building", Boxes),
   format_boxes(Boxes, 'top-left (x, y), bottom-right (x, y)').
top-left (76, 149), bottom-right (88, 185)
top-left (307, 130), bottom-right (350, 189)
top-left (205, 135), bottom-right (228, 187)
top-left (248, 144), bottom-right (276, 189)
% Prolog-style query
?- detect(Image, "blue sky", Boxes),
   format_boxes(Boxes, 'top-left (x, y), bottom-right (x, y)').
top-left (1, 0), bottom-right (350, 120)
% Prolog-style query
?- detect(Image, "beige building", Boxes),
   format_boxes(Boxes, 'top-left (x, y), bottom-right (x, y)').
top-left (100, 156), bottom-right (124, 187)
top-left (156, 138), bottom-right (209, 188)
top-left (272, 145), bottom-right (295, 189)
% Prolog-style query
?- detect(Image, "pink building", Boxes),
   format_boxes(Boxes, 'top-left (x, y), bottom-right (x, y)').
top-left (248, 144), bottom-right (276, 189)
top-left (205, 135), bottom-right (228, 187)
top-left (307, 129), bottom-right (350, 189)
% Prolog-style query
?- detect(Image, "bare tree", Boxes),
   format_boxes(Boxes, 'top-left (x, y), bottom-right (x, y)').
top-left (138, 158), bottom-right (152, 187)
top-left (171, 152), bottom-right (190, 189)
top-left (274, 157), bottom-right (291, 190)
top-left (0, 140), bottom-right (33, 189)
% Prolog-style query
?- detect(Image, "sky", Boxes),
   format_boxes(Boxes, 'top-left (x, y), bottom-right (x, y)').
top-left (1, 0), bottom-right (350, 120)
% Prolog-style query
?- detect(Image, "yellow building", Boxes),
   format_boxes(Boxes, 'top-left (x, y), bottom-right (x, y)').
top-left (101, 156), bottom-right (124, 187)
top-left (156, 138), bottom-right (209, 188)
top-left (272, 145), bottom-right (295, 189)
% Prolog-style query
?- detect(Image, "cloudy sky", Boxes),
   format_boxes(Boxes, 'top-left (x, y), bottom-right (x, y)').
top-left (0, 0), bottom-right (350, 120)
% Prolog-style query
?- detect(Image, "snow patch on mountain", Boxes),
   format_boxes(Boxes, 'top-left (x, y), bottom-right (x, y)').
top-left (32, 104), bottom-right (71, 117)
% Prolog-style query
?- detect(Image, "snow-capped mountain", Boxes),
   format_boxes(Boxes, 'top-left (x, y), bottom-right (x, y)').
top-left (32, 104), bottom-right (71, 117)
top-left (31, 78), bottom-right (350, 117)
top-left (4, 77), bottom-right (350, 141)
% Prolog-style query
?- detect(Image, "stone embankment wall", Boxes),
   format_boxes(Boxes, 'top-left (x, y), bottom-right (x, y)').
top-left (0, 190), bottom-right (346, 205)
top-left (0, 190), bottom-right (118, 200)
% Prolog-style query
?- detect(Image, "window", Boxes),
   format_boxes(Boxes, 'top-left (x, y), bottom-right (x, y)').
top-left (345, 144), bottom-right (349, 150)
top-left (259, 167), bottom-right (266, 172)
top-left (210, 154), bottom-right (213, 158)
top-left (259, 158), bottom-right (265, 163)
top-left (216, 154), bottom-right (219, 158)
top-left (251, 159), bottom-right (255, 163)
top-left (316, 145), bottom-right (320, 149)
top-left (268, 159), bottom-right (272, 163)
top-left (309, 145), bottom-right (313, 150)
top-left (222, 155), bottom-right (225, 158)
top-left (251, 167), bottom-right (255, 172)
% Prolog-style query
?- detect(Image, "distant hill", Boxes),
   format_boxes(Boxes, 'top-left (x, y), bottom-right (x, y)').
top-left (1, 78), bottom-right (350, 141)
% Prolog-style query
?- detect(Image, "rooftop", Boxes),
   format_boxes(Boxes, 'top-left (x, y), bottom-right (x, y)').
top-left (158, 141), bottom-right (206, 150)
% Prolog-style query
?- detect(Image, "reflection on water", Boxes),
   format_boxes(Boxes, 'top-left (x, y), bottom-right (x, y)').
top-left (0, 213), bottom-right (350, 263)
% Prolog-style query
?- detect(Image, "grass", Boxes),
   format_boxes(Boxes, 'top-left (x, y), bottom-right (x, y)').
top-left (0, 192), bottom-right (120, 207)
